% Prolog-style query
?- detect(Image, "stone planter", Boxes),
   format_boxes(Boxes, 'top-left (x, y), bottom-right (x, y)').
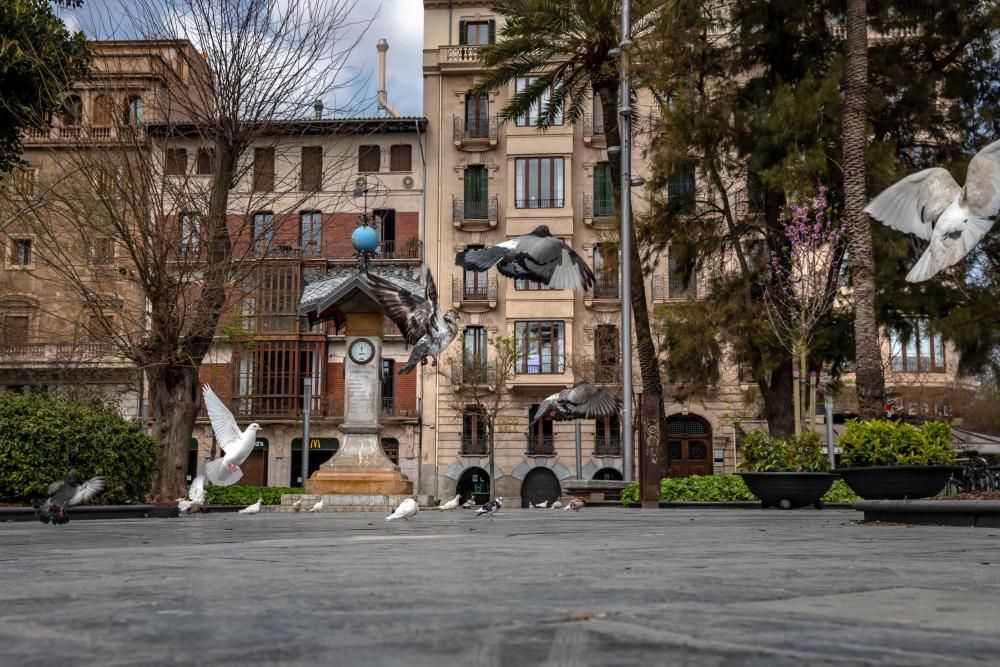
top-left (836, 465), bottom-right (954, 500)
top-left (739, 472), bottom-right (838, 509)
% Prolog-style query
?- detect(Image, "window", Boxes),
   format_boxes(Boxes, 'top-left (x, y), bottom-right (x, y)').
top-left (458, 19), bottom-right (495, 45)
top-left (594, 324), bottom-right (619, 382)
top-left (4, 167), bottom-right (36, 197)
top-left (667, 163), bottom-right (696, 206)
top-left (464, 165), bottom-right (488, 218)
top-left (11, 239), bottom-right (32, 267)
top-left (0, 315), bottom-right (29, 344)
top-left (464, 93), bottom-right (490, 137)
top-left (87, 314), bottom-right (109, 339)
top-left (301, 146), bottom-right (323, 191)
top-left (180, 213), bottom-right (201, 251)
top-left (358, 145), bottom-right (380, 173)
top-left (60, 95), bottom-right (82, 126)
top-left (463, 326), bottom-right (488, 382)
top-left (596, 415), bottom-right (621, 456)
top-left (527, 404), bottom-right (554, 454)
top-left (463, 248), bottom-right (489, 298)
top-left (514, 157), bottom-right (564, 208)
top-left (668, 251), bottom-right (696, 298)
top-left (164, 148), bottom-right (187, 176)
top-left (381, 438), bottom-right (399, 465)
top-left (389, 145), bottom-right (411, 172)
top-left (514, 278), bottom-right (557, 291)
top-left (462, 405), bottom-right (488, 455)
top-left (381, 360), bottom-right (395, 415)
top-left (252, 211), bottom-right (274, 257)
top-left (196, 148), bottom-right (215, 175)
top-left (372, 209), bottom-right (395, 253)
top-left (747, 170), bottom-right (765, 213)
top-left (515, 321), bottom-right (565, 374)
top-left (125, 95), bottom-right (143, 127)
top-left (243, 265), bottom-right (299, 332)
top-left (593, 162), bottom-right (614, 216)
top-left (232, 340), bottom-right (324, 416)
top-left (514, 76), bottom-right (563, 127)
top-left (88, 237), bottom-right (113, 265)
top-left (253, 147), bottom-right (275, 191)
top-left (592, 93), bottom-right (604, 134)
top-left (299, 211), bottom-right (322, 255)
top-left (890, 320), bottom-right (946, 373)
top-left (93, 95), bottom-right (114, 126)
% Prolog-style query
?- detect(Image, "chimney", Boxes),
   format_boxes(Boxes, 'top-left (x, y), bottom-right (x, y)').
top-left (313, 99), bottom-right (323, 120)
top-left (376, 38), bottom-right (401, 118)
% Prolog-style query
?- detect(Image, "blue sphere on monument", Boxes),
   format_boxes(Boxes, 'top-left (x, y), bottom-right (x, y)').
top-left (352, 225), bottom-right (379, 253)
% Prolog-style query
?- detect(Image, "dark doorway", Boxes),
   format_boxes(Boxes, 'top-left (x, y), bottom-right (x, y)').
top-left (290, 437), bottom-right (339, 486)
top-left (239, 437), bottom-right (269, 486)
top-left (520, 467), bottom-right (561, 507)
top-left (187, 439), bottom-right (199, 483)
top-left (665, 414), bottom-right (713, 477)
top-left (456, 466), bottom-right (490, 505)
top-left (593, 467), bottom-right (623, 481)
top-left (381, 438), bottom-right (399, 465)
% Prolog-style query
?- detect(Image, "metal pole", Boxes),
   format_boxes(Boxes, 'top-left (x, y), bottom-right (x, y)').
top-left (619, 0), bottom-right (634, 482)
top-left (824, 390), bottom-right (835, 469)
top-left (575, 420), bottom-right (583, 480)
top-left (301, 378), bottom-right (312, 487)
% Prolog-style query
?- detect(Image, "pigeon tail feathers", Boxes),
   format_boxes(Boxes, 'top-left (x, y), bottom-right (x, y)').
top-left (205, 458), bottom-right (243, 486)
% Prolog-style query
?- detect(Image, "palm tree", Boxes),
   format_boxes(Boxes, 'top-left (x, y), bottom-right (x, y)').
top-left (842, 0), bottom-right (885, 417)
top-left (474, 0), bottom-right (667, 466)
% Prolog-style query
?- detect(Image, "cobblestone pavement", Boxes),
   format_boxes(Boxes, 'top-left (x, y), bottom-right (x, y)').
top-left (2, 508), bottom-right (998, 666)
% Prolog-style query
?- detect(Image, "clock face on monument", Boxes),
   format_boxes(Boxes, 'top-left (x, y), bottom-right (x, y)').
top-left (348, 338), bottom-right (375, 365)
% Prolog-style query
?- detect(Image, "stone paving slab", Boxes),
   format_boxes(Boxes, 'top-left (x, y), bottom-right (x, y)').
top-left (1, 508), bottom-right (998, 666)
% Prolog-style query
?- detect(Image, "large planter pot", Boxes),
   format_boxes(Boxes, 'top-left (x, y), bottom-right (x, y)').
top-left (739, 472), bottom-right (838, 509)
top-left (836, 465), bottom-right (954, 500)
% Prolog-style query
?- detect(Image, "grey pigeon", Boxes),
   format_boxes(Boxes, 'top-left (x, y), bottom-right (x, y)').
top-left (368, 269), bottom-right (460, 374)
top-left (476, 497), bottom-right (502, 517)
top-left (461, 497), bottom-right (476, 509)
top-left (455, 225), bottom-right (595, 291)
top-left (530, 381), bottom-right (623, 427)
top-left (33, 469), bottom-right (105, 525)
top-left (865, 138), bottom-right (1000, 282)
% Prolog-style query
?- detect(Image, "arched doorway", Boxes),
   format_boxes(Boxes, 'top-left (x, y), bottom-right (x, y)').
top-left (593, 467), bottom-right (623, 481)
top-left (665, 414), bottom-right (713, 477)
top-left (456, 467), bottom-right (490, 505)
top-left (520, 467), bottom-right (561, 507)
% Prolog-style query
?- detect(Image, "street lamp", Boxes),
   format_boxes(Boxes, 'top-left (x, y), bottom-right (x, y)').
top-left (619, 0), bottom-right (634, 483)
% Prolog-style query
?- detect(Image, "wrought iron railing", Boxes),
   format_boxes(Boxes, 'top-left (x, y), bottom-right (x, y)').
top-left (588, 277), bottom-right (620, 300)
top-left (595, 437), bottom-right (623, 457)
top-left (582, 114), bottom-right (605, 139)
top-left (516, 355), bottom-right (566, 375)
top-left (461, 437), bottom-right (489, 456)
top-left (515, 197), bottom-right (564, 209)
top-left (450, 361), bottom-right (495, 386)
top-left (379, 239), bottom-right (422, 261)
top-left (451, 276), bottom-right (498, 303)
top-left (527, 434), bottom-right (555, 455)
top-left (381, 396), bottom-right (418, 419)
top-left (452, 115), bottom-right (498, 142)
top-left (584, 193), bottom-right (614, 218)
top-left (452, 195), bottom-right (498, 223)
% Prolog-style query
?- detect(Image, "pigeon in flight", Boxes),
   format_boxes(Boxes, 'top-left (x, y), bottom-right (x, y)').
top-left (308, 499), bottom-right (324, 513)
top-left (455, 225), bottom-right (596, 291)
top-left (368, 269), bottom-right (460, 375)
top-left (386, 498), bottom-right (419, 521)
top-left (461, 497), bottom-right (476, 509)
top-left (33, 470), bottom-right (105, 525)
top-left (530, 382), bottom-right (623, 427)
top-left (437, 494), bottom-right (461, 511)
top-left (564, 497), bottom-right (585, 511)
top-left (176, 475), bottom-right (205, 515)
top-left (238, 498), bottom-right (262, 515)
top-left (865, 139), bottom-right (1000, 282)
top-left (202, 384), bottom-right (262, 486)
top-left (292, 499), bottom-right (303, 512)
top-left (476, 497), bottom-right (502, 517)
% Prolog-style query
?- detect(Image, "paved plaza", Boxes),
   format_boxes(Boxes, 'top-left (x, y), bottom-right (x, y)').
top-left (1, 508), bottom-right (998, 666)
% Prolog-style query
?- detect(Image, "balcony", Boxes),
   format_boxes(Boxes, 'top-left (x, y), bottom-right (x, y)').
top-left (439, 44), bottom-right (485, 71)
top-left (381, 396), bottom-right (418, 420)
top-left (576, 359), bottom-right (623, 385)
top-left (453, 115), bottom-right (498, 148)
top-left (584, 277), bottom-right (620, 309)
top-left (461, 437), bottom-right (489, 456)
top-left (0, 342), bottom-right (130, 368)
top-left (514, 197), bottom-right (565, 209)
top-left (582, 114), bottom-right (605, 146)
top-left (651, 274), bottom-right (697, 301)
top-left (22, 125), bottom-right (145, 144)
top-left (231, 393), bottom-right (332, 420)
top-left (449, 361), bottom-right (496, 388)
top-left (326, 239), bottom-right (423, 263)
top-left (583, 194), bottom-right (616, 228)
top-left (595, 437), bottom-right (622, 457)
top-left (451, 277), bottom-right (498, 311)
top-left (527, 434), bottom-right (555, 456)
top-left (452, 195), bottom-right (498, 230)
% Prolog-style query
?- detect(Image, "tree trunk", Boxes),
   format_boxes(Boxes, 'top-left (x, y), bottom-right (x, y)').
top-left (147, 363), bottom-right (201, 505)
top-left (761, 359), bottom-right (795, 437)
top-left (844, 0), bottom-right (885, 417)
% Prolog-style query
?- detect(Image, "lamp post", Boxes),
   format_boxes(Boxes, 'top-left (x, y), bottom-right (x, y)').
top-left (301, 377), bottom-right (312, 487)
top-left (619, 0), bottom-right (634, 482)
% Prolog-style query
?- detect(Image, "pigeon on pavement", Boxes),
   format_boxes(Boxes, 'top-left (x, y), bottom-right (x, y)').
top-left (530, 382), bottom-right (623, 427)
top-left (437, 494), bottom-right (461, 511)
top-left (563, 497), bottom-right (585, 512)
top-left (386, 498), bottom-right (419, 521)
top-left (309, 499), bottom-right (324, 513)
top-left (536, 500), bottom-right (549, 508)
top-left (238, 498), bottom-right (262, 515)
top-left (455, 225), bottom-right (596, 291)
top-left (368, 269), bottom-right (460, 374)
top-left (552, 501), bottom-right (563, 509)
top-left (33, 470), bottom-right (105, 525)
top-left (476, 497), bottom-right (502, 517)
top-left (461, 498), bottom-right (476, 509)
top-left (865, 138), bottom-right (1000, 282)
top-left (292, 499), bottom-right (303, 512)
top-left (202, 385), bottom-right (262, 486)
top-left (176, 475), bottom-right (205, 515)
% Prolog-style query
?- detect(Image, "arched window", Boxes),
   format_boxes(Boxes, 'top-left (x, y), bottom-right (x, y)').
top-left (456, 466), bottom-right (490, 505)
top-left (60, 95), bottom-right (83, 126)
top-left (93, 95), bottom-right (114, 126)
top-left (125, 95), bottom-right (143, 127)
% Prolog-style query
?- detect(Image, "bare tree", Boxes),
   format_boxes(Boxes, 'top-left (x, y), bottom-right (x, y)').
top-left (0, 0), bottom-right (372, 503)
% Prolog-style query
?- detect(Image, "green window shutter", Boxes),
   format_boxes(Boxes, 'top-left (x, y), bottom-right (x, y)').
top-left (464, 167), bottom-right (476, 202)
top-left (458, 20), bottom-right (467, 45)
top-left (488, 20), bottom-right (496, 44)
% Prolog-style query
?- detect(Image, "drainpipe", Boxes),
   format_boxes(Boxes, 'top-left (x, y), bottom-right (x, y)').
top-left (376, 39), bottom-right (402, 118)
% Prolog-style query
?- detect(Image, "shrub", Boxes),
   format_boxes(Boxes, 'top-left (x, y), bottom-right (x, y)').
top-left (204, 485), bottom-right (302, 506)
top-left (739, 429), bottom-right (830, 472)
top-left (0, 392), bottom-right (157, 504)
top-left (620, 475), bottom-right (859, 505)
top-left (838, 419), bottom-right (955, 467)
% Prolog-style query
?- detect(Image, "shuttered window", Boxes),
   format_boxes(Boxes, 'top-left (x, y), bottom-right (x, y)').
top-left (196, 148), bottom-right (214, 175)
top-left (253, 147), bottom-right (275, 192)
top-left (389, 144), bottom-right (411, 172)
top-left (358, 145), bottom-right (380, 172)
top-left (301, 146), bottom-right (322, 191)
top-left (164, 148), bottom-right (187, 176)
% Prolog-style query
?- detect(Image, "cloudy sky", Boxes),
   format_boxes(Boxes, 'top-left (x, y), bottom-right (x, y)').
top-left (58, 0), bottom-right (425, 117)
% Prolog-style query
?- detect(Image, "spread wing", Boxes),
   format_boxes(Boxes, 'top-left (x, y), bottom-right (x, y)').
top-left (368, 272), bottom-right (430, 345)
top-left (46, 480), bottom-right (65, 496)
top-left (424, 267), bottom-right (438, 307)
top-left (865, 168), bottom-right (960, 240)
top-left (68, 477), bottom-right (105, 506)
top-left (203, 385), bottom-right (242, 452)
top-left (564, 382), bottom-right (623, 419)
top-left (514, 236), bottom-right (596, 291)
top-left (962, 139), bottom-right (1000, 218)
top-left (188, 475), bottom-right (206, 504)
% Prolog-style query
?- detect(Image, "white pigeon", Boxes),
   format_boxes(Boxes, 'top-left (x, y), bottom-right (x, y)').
top-left (238, 498), bottom-right (262, 515)
top-left (386, 498), bottom-right (418, 521)
top-left (461, 498), bottom-right (476, 509)
top-left (456, 225), bottom-right (596, 291)
top-left (536, 500), bottom-right (549, 509)
top-left (865, 139), bottom-right (1000, 282)
top-left (476, 497), bottom-right (502, 516)
top-left (552, 501), bottom-right (563, 509)
top-left (176, 475), bottom-right (205, 515)
top-left (563, 497), bottom-right (585, 511)
top-left (437, 494), bottom-right (461, 511)
top-left (308, 499), bottom-right (324, 513)
top-left (202, 384), bottom-right (261, 486)
top-left (292, 499), bottom-right (303, 512)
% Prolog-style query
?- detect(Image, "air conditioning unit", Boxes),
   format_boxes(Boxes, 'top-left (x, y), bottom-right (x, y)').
top-left (402, 176), bottom-right (414, 189)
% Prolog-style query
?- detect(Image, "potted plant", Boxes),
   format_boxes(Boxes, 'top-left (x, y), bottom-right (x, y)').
top-left (738, 430), bottom-right (838, 509)
top-left (836, 420), bottom-right (955, 500)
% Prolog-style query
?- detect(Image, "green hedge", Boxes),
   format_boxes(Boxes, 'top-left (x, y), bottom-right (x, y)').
top-left (839, 419), bottom-right (955, 467)
top-left (0, 392), bottom-right (157, 504)
top-left (739, 429), bottom-right (830, 472)
top-left (620, 475), bottom-right (859, 505)
top-left (204, 485), bottom-right (303, 506)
